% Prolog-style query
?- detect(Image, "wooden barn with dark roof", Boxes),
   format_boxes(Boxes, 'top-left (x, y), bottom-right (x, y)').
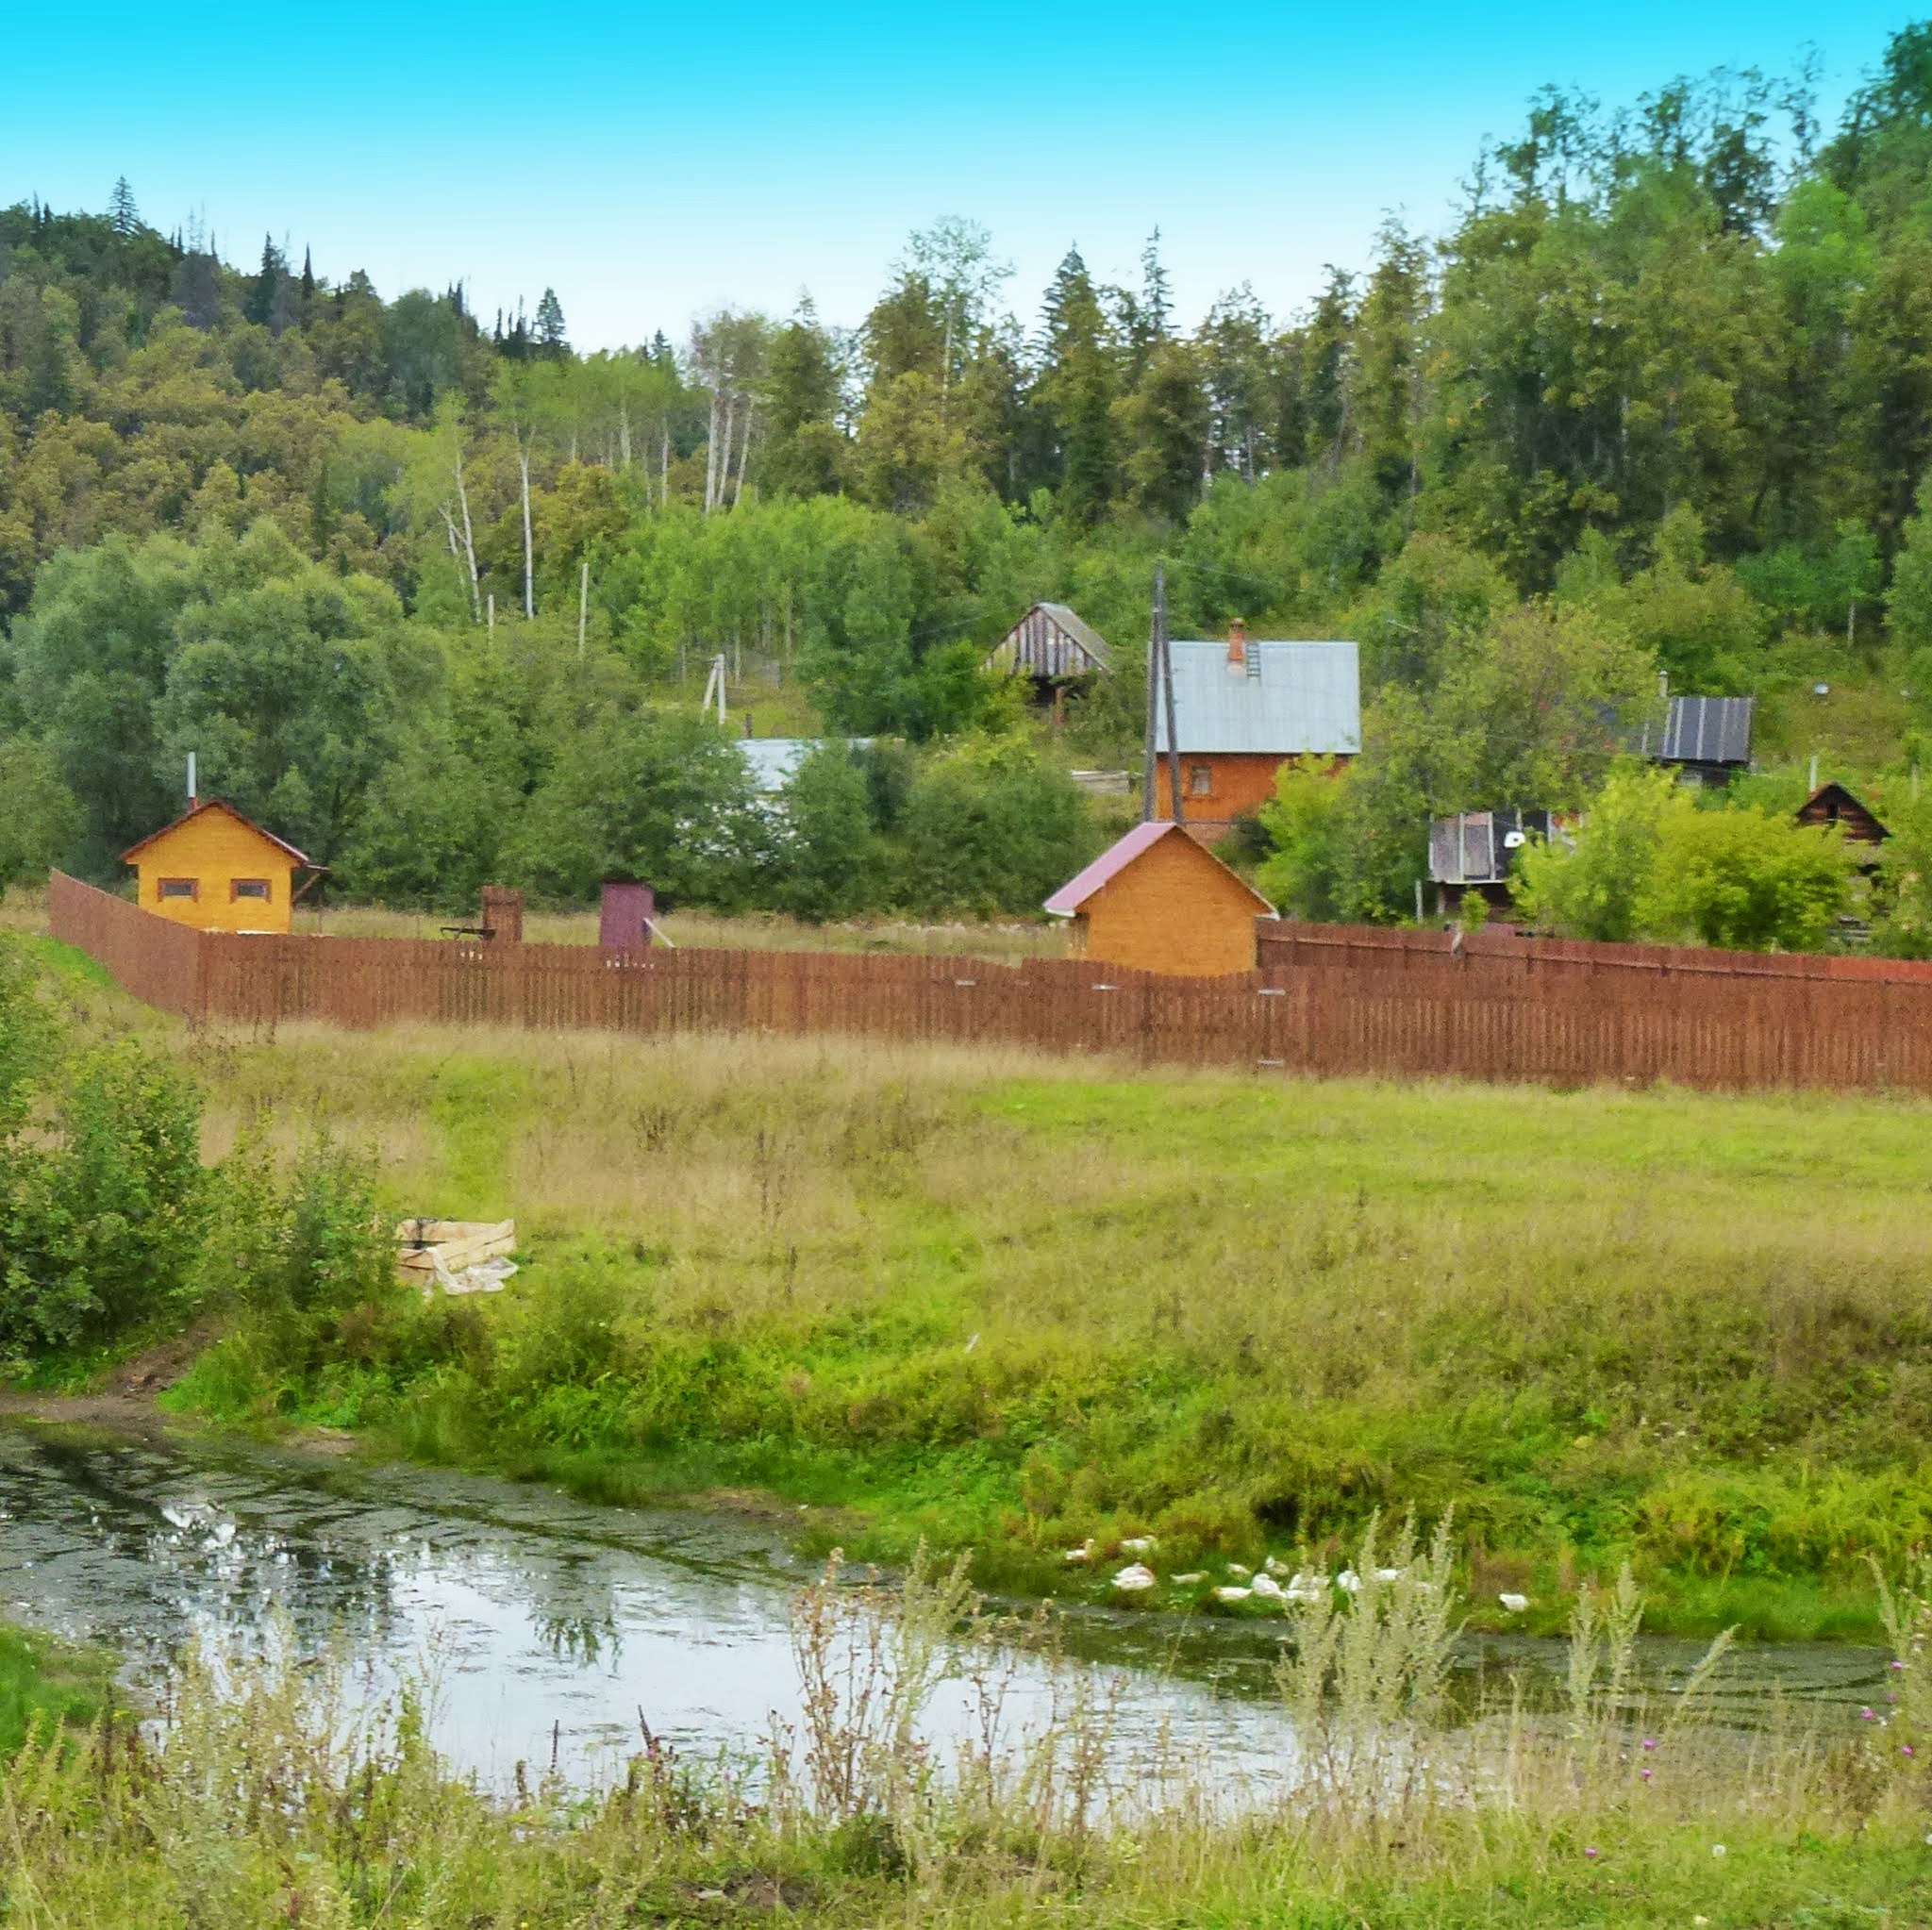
top-left (1797, 781), bottom-right (1889, 865)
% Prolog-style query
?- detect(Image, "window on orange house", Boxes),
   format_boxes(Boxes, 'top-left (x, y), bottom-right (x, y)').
top-left (158, 878), bottom-right (198, 901)
top-left (231, 879), bottom-right (271, 902)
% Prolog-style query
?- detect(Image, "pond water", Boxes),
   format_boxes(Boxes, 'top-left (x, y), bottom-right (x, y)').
top-left (0, 1419), bottom-right (1897, 1788)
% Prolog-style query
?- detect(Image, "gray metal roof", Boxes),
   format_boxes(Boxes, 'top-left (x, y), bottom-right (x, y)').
top-left (1035, 603), bottom-right (1114, 672)
top-left (1658, 695), bottom-right (1753, 766)
top-left (736, 739), bottom-right (872, 794)
top-left (1153, 641), bottom-right (1360, 756)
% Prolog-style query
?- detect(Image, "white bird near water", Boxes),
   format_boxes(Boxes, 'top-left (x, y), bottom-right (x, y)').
top-left (1498, 1591), bottom-right (1530, 1613)
top-left (1112, 1563), bottom-right (1158, 1592)
top-left (1214, 1585), bottom-right (1253, 1603)
top-left (1119, 1536), bottom-right (1158, 1555)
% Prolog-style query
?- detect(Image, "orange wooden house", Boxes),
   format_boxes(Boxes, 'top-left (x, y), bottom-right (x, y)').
top-left (1155, 621), bottom-right (1360, 838)
top-left (120, 800), bottom-right (310, 935)
top-left (1044, 820), bottom-right (1276, 976)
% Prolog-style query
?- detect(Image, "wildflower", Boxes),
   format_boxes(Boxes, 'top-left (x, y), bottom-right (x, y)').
top-left (1641, 1767), bottom-right (1653, 1781)
top-left (1906, 1745), bottom-right (1917, 1758)
top-left (1894, 1659), bottom-right (1908, 1671)
top-left (1584, 1846), bottom-right (1598, 1859)
top-left (1861, 1706), bottom-right (1876, 1720)
top-left (1641, 1737), bottom-right (1657, 1750)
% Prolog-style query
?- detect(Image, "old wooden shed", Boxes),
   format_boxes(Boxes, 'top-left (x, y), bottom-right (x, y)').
top-left (1043, 821), bottom-right (1276, 977)
top-left (985, 604), bottom-right (1114, 699)
top-left (119, 800), bottom-right (309, 935)
top-left (1797, 781), bottom-right (1889, 865)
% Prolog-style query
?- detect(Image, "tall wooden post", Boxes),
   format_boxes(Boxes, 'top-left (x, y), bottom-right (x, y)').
top-left (1158, 560), bottom-right (1184, 826)
top-left (1141, 569), bottom-right (1158, 823)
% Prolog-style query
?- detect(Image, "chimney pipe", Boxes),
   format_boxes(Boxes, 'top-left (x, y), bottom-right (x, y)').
top-left (187, 751), bottom-right (197, 807)
top-left (1226, 617), bottom-right (1246, 674)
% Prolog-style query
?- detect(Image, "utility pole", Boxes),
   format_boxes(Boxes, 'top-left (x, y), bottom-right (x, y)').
top-left (1141, 566), bottom-right (1158, 823)
top-left (1157, 559), bottom-right (1183, 826)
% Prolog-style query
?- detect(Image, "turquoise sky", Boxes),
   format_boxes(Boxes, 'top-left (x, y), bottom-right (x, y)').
top-left (2, 3), bottom-right (1917, 348)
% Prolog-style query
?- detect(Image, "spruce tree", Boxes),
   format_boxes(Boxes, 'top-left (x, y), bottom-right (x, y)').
top-left (534, 287), bottom-right (568, 357)
top-left (108, 176), bottom-right (140, 239)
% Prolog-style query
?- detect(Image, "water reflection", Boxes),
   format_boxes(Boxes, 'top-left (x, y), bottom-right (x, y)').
top-left (0, 1418), bottom-right (1896, 1789)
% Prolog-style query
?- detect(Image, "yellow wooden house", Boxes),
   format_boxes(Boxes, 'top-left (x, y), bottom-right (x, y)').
top-left (120, 800), bottom-right (310, 935)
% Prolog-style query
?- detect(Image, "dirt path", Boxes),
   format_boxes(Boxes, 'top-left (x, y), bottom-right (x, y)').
top-left (0, 1328), bottom-right (208, 1432)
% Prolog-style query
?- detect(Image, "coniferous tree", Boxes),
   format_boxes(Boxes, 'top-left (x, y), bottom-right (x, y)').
top-left (1034, 247), bottom-right (1121, 524)
top-left (108, 177), bottom-right (140, 239)
top-left (534, 288), bottom-right (568, 357)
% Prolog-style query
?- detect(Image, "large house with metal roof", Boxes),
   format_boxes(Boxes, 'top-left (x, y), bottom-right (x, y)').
top-left (1154, 622), bottom-right (1360, 837)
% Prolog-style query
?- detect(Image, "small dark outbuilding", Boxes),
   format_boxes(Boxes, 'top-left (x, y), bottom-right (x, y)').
top-left (1797, 782), bottom-right (1889, 852)
top-left (1428, 809), bottom-right (1568, 920)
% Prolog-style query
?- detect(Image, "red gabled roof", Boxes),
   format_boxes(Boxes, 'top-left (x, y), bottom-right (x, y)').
top-left (1043, 820), bottom-right (1276, 917)
top-left (119, 799), bottom-right (310, 867)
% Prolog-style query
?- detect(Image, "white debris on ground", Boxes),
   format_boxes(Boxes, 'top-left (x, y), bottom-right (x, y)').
top-left (434, 1253), bottom-right (518, 1297)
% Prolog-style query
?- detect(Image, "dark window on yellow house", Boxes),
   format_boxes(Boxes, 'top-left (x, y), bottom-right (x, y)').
top-left (1189, 765), bottom-right (1213, 797)
top-left (231, 879), bottom-right (271, 902)
top-left (158, 878), bottom-right (198, 901)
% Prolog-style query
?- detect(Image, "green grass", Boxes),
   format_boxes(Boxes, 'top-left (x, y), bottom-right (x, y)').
top-left (0, 1622), bottom-right (109, 1754)
top-left (149, 1015), bottom-right (1932, 1642)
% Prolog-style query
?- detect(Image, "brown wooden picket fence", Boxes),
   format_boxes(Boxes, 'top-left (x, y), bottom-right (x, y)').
top-left (46, 872), bottom-right (1932, 1093)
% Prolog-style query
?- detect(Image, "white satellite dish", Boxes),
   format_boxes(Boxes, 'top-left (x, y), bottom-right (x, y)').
top-left (1503, 829), bottom-right (1527, 849)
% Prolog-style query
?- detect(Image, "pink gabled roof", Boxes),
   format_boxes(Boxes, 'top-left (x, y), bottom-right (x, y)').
top-left (1043, 820), bottom-right (1276, 917)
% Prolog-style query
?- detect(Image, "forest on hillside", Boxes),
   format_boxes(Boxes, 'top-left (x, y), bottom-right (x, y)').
top-left (11, 25), bottom-right (1932, 942)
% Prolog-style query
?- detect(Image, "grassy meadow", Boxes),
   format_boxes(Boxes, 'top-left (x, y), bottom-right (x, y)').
top-left (43, 930), bottom-right (1911, 1643)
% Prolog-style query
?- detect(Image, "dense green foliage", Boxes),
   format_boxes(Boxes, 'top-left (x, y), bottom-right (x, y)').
top-left (0, 935), bottom-right (394, 1366)
top-left (12, 33), bottom-right (1932, 926)
top-left (0, 938), bottom-right (202, 1358)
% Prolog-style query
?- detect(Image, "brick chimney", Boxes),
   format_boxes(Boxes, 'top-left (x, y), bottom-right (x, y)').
top-left (1226, 617), bottom-right (1247, 675)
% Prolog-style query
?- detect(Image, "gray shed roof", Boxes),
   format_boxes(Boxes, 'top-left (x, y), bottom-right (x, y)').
top-left (1153, 641), bottom-right (1361, 756)
top-left (985, 602), bottom-right (1115, 676)
top-left (1657, 695), bottom-right (1753, 767)
top-left (736, 738), bottom-right (871, 794)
